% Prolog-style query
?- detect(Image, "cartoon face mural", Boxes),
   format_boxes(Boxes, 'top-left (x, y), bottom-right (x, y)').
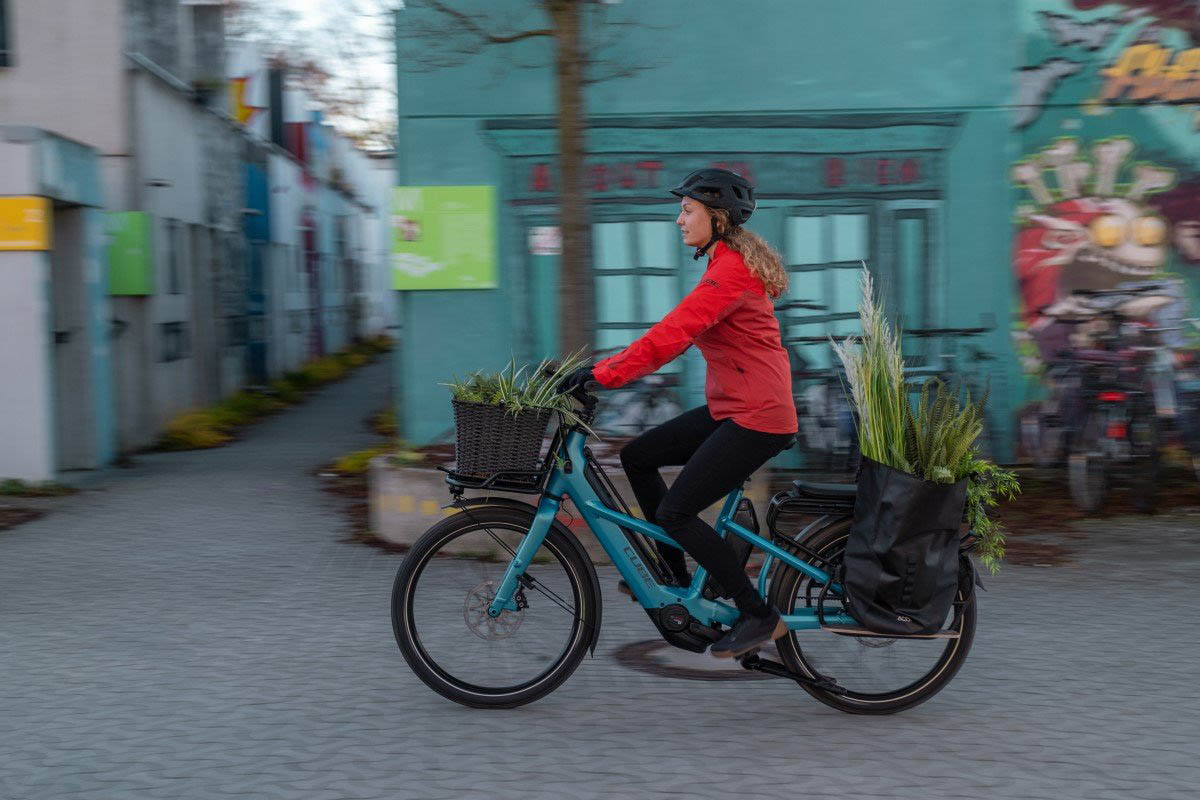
top-left (1150, 179), bottom-right (1200, 262)
top-left (1070, 1), bottom-right (1200, 44)
top-left (1013, 137), bottom-right (1175, 327)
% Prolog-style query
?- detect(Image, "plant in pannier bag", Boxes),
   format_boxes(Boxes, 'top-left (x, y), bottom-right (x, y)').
top-left (441, 350), bottom-right (593, 478)
top-left (831, 267), bottom-right (1019, 635)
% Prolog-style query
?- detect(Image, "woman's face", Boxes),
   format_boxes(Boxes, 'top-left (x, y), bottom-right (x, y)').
top-left (676, 198), bottom-right (713, 248)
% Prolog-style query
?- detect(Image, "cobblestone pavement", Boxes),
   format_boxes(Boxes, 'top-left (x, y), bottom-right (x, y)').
top-left (2, 360), bottom-right (1199, 799)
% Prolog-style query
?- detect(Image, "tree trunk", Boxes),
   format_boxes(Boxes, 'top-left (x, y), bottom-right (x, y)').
top-left (549, 0), bottom-right (591, 358)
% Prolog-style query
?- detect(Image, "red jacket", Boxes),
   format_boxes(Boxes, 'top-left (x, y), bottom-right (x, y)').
top-left (592, 242), bottom-right (798, 434)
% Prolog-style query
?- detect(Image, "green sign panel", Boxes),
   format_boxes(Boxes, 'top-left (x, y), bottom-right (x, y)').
top-left (107, 211), bottom-right (154, 296)
top-left (392, 186), bottom-right (497, 290)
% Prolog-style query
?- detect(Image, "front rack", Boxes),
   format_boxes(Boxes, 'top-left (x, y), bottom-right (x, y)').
top-left (438, 466), bottom-right (549, 494)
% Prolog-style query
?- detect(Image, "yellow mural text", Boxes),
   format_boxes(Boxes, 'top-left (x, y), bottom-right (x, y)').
top-left (1100, 45), bottom-right (1200, 104)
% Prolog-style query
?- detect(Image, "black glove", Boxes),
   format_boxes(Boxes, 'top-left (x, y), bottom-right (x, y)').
top-left (558, 366), bottom-right (595, 397)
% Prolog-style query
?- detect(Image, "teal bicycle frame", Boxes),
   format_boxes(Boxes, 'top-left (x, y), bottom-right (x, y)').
top-left (485, 425), bottom-right (858, 631)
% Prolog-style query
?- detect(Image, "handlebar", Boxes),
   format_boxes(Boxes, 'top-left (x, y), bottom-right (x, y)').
top-left (1073, 284), bottom-right (1168, 297)
top-left (905, 327), bottom-right (992, 338)
top-left (541, 367), bottom-right (599, 410)
top-left (776, 299), bottom-right (829, 312)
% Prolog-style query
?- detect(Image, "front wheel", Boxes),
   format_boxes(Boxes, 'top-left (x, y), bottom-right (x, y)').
top-left (770, 519), bottom-right (977, 715)
top-left (391, 505), bottom-right (600, 709)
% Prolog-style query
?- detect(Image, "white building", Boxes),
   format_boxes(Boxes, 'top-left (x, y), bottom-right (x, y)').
top-left (0, 0), bottom-right (395, 479)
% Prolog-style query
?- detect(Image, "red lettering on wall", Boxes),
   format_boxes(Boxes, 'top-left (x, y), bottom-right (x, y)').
top-left (590, 164), bottom-right (609, 192)
top-left (824, 157), bottom-right (845, 188)
top-left (636, 160), bottom-right (663, 188)
top-left (617, 163), bottom-right (636, 189)
top-left (900, 158), bottom-right (921, 184)
top-left (530, 163), bottom-right (552, 193)
top-left (733, 161), bottom-right (755, 185)
top-left (876, 159), bottom-right (893, 186)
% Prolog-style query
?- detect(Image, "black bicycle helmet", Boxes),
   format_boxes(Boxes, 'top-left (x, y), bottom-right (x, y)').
top-left (670, 168), bottom-right (756, 226)
top-left (670, 168), bottom-right (756, 259)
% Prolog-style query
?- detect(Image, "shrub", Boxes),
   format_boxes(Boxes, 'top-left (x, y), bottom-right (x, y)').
top-left (268, 378), bottom-right (304, 404)
top-left (372, 408), bottom-right (397, 437)
top-left (160, 411), bottom-right (233, 450)
top-left (0, 479), bottom-right (78, 497)
top-left (333, 446), bottom-right (390, 475)
top-left (301, 356), bottom-right (347, 385)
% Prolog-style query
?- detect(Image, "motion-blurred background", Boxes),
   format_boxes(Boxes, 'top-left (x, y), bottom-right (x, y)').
top-left (2, 0), bottom-right (1198, 514)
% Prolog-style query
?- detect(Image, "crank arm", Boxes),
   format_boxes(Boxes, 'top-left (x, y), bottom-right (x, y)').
top-left (738, 653), bottom-right (848, 695)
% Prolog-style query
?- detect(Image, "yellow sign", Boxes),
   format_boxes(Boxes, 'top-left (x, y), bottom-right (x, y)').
top-left (0, 197), bottom-right (52, 251)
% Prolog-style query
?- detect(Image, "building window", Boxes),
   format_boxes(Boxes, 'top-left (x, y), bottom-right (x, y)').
top-left (224, 316), bottom-right (247, 347)
top-left (165, 219), bottom-right (183, 294)
top-left (0, 1), bottom-right (10, 67)
top-left (288, 310), bottom-right (305, 334)
top-left (783, 210), bottom-right (872, 371)
top-left (159, 322), bottom-right (189, 362)
top-left (592, 220), bottom-right (682, 370)
top-left (895, 210), bottom-right (930, 330)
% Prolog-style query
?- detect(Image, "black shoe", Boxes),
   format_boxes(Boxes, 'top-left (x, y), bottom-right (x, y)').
top-left (710, 608), bottom-right (787, 659)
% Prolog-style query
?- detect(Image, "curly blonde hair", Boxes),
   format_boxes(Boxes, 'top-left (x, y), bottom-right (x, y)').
top-left (709, 209), bottom-right (788, 298)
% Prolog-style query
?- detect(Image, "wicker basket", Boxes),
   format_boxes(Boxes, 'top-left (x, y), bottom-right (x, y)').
top-left (451, 400), bottom-right (554, 477)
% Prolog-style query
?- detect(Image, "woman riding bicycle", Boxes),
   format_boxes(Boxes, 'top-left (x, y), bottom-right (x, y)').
top-left (560, 168), bottom-right (797, 658)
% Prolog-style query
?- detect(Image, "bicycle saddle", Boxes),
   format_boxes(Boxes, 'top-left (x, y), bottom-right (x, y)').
top-left (791, 479), bottom-right (857, 499)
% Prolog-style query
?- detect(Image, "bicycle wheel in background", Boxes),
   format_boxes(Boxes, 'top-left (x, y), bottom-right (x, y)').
top-left (1069, 412), bottom-right (1109, 514)
top-left (391, 505), bottom-right (600, 709)
top-left (1129, 404), bottom-right (1160, 513)
top-left (769, 518), bottom-right (976, 715)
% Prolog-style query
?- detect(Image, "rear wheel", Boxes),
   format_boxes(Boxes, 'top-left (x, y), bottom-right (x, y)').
top-left (770, 518), bottom-right (976, 715)
top-left (391, 506), bottom-right (599, 709)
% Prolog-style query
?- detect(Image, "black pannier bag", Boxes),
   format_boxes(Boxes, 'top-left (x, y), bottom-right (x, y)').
top-left (841, 458), bottom-right (968, 635)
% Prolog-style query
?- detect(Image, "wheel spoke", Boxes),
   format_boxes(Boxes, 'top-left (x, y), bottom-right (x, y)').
top-left (772, 523), bottom-right (975, 713)
top-left (393, 516), bottom-right (590, 701)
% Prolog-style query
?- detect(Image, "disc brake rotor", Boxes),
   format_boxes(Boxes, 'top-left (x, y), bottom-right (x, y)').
top-left (464, 580), bottom-right (525, 641)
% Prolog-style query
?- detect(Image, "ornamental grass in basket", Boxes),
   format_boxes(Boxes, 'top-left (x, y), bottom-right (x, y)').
top-left (442, 351), bottom-right (592, 477)
top-left (832, 268), bottom-right (1019, 574)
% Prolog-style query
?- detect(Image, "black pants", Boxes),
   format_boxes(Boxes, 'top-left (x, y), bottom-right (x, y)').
top-left (619, 406), bottom-right (794, 615)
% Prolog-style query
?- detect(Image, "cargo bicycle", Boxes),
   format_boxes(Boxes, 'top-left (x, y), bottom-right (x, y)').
top-left (390, 387), bottom-right (977, 713)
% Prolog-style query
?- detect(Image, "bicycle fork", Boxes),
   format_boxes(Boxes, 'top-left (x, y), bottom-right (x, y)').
top-left (486, 495), bottom-right (562, 617)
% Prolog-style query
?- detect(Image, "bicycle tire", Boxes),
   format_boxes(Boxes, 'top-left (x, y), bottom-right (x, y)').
top-left (1069, 412), bottom-right (1109, 514)
top-left (1130, 407), bottom-right (1160, 514)
top-left (769, 518), bottom-right (977, 715)
top-left (391, 506), bottom-right (600, 709)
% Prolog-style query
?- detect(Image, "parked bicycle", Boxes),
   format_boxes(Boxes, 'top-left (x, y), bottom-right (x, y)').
top-left (778, 300), bottom-right (860, 474)
top-left (391, 385), bottom-right (978, 713)
top-left (1050, 288), bottom-right (1166, 513)
top-left (902, 324), bottom-right (1001, 461)
top-left (588, 347), bottom-right (683, 437)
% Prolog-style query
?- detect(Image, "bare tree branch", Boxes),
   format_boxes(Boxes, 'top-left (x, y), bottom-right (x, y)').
top-left (423, 0), bottom-right (554, 43)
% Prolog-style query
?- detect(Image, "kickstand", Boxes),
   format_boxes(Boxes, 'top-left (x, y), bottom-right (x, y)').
top-left (738, 653), bottom-right (848, 695)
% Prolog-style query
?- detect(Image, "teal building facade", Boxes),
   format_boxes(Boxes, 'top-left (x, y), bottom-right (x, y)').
top-left (393, 0), bottom-right (1200, 463)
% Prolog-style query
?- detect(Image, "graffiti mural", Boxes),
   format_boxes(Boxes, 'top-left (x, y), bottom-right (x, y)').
top-left (1070, 1), bottom-right (1200, 43)
top-left (1012, 136), bottom-right (1190, 359)
top-left (1015, 1), bottom-right (1200, 373)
